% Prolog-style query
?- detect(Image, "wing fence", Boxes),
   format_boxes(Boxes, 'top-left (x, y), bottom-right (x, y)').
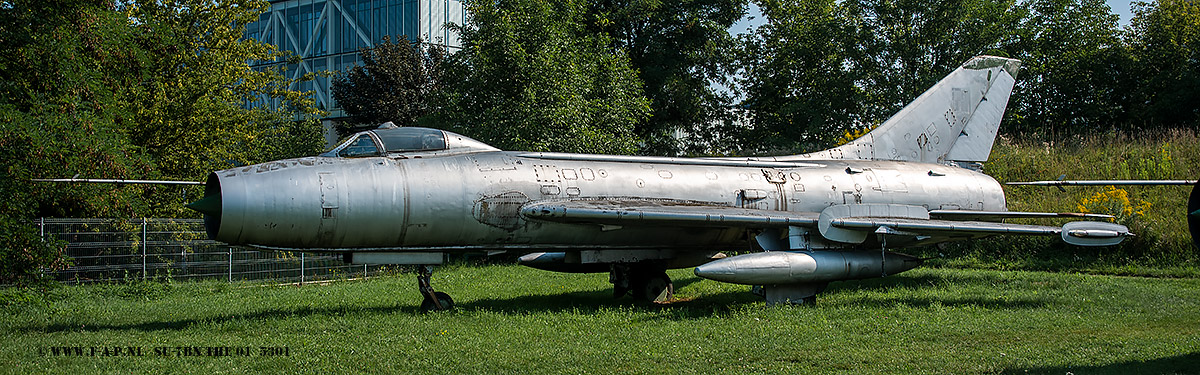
top-left (37, 218), bottom-right (388, 284)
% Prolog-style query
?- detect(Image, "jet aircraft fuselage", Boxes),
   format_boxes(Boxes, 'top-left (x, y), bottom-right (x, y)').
top-left (183, 56), bottom-right (1131, 308)
top-left (205, 147), bottom-right (1005, 252)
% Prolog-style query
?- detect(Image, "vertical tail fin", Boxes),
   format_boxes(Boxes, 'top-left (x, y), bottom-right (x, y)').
top-left (792, 56), bottom-right (1020, 164)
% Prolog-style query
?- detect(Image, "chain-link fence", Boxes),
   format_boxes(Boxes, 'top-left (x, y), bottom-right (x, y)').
top-left (38, 218), bottom-right (388, 284)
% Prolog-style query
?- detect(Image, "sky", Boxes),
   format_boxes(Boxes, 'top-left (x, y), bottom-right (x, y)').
top-left (729, 0), bottom-right (1138, 35)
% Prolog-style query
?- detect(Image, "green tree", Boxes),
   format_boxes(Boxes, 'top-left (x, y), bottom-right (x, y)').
top-left (332, 36), bottom-right (446, 134)
top-left (847, 0), bottom-right (1025, 117)
top-left (736, 0), bottom-right (1024, 153)
top-left (734, 0), bottom-right (871, 153)
top-left (0, 0), bottom-right (323, 283)
top-left (585, 0), bottom-right (748, 155)
top-left (1002, 0), bottom-right (1127, 137)
top-left (1125, 0), bottom-right (1200, 129)
top-left (0, 0), bottom-right (153, 283)
top-left (121, 0), bottom-right (326, 185)
top-left (736, 0), bottom-right (1131, 149)
top-left (431, 0), bottom-right (649, 154)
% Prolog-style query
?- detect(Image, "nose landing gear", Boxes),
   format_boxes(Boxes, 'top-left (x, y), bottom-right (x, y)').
top-left (417, 265), bottom-right (454, 312)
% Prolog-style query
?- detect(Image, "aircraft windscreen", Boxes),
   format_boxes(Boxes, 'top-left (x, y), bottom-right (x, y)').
top-left (373, 127), bottom-right (447, 153)
top-left (337, 134), bottom-right (380, 157)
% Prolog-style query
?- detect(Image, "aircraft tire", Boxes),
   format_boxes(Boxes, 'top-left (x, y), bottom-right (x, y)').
top-left (420, 292), bottom-right (454, 312)
top-left (632, 272), bottom-right (674, 303)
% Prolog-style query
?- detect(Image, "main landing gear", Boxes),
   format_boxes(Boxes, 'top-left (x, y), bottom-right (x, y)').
top-left (417, 265), bottom-right (454, 312)
top-left (610, 263), bottom-right (674, 303)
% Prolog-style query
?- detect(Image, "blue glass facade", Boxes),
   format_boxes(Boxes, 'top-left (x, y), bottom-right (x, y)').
top-left (246, 0), bottom-right (463, 145)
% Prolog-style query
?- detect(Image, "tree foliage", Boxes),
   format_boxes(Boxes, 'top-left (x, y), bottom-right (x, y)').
top-left (1002, 0), bottom-right (1127, 137)
top-left (430, 0), bottom-right (649, 154)
top-left (332, 35), bottom-right (445, 133)
top-left (847, 0), bottom-right (1025, 115)
top-left (736, 0), bottom-right (1197, 149)
top-left (734, 0), bottom-right (868, 153)
top-left (0, 0), bottom-right (323, 283)
top-left (735, 0), bottom-right (1027, 154)
top-left (1125, 0), bottom-right (1200, 129)
top-left (123, 0), bottom-right (326, 180)
top-left (584, 0), bottom-right (748, 155)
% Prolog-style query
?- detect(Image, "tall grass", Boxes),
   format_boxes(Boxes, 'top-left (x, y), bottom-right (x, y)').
top-left (920, 129), bottom-right (1200, 276)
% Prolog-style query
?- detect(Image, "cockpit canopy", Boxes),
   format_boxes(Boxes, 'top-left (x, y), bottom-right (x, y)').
top-left (322, 127), bottom-right (498, 158)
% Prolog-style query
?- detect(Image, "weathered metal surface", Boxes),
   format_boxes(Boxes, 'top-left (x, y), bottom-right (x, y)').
top-left (693, 251), bottom-right (922, 285)
top-left (521, 199), bottom-right (820, 227)
top-left (818, 204), bottom-right (930, 244)
top-left (203, 150), bottom-right (1013, 251)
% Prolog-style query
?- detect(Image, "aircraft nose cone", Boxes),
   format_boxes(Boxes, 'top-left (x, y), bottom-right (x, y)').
top-left (186, 193), bottom-right (221, 216)
top-left (187, 173), bottom-right (223, 240)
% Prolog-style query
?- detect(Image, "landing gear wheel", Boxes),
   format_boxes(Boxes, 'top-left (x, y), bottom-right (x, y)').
top-left (610, 263), bottom-right (675, 302)
top-left (420, 292), bottom-right (454, 312)
top-left (632, 272), bottom-right (674, 303)
top-left (416, 265), bottom-right (454, 312)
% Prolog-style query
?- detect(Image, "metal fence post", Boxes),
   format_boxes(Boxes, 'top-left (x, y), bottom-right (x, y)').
top-left (38, 218), bottom-right (45, 278)
top-left (300, 252), bottom-right (305, 285)
top-left (228, 247), bottom-right (233, 283)
top-left (141, 218), bottom-right (147, 280)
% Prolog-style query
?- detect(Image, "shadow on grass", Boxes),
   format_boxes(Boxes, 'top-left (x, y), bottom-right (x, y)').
top-left (1003, 352), bottom-right (1200, 374)
top-left (458, 275), bottom-right (764, 318)
top-left (26, 303), bottom-right (415, 334)
top-left (462, 271), bottom-right (1052, 315)
top-left (24, 268), bottom-right (1053, 333)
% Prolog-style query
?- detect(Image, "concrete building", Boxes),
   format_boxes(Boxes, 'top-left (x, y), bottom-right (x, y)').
top-left (245, 0), bottom-right (464, 146)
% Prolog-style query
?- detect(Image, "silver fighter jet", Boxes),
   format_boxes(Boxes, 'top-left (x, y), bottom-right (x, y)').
top-left (183, 56), bottom-right (1131, 309)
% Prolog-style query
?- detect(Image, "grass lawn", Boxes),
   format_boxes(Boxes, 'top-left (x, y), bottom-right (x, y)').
top-left (3, 264), bottom-right (1199, 374)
